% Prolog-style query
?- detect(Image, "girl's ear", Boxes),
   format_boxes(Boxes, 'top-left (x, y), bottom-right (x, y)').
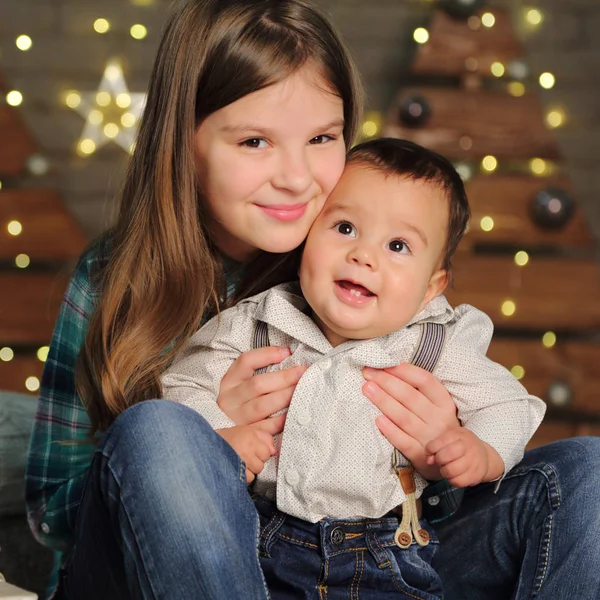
top-left (422, 269), bottom-right (449, 307)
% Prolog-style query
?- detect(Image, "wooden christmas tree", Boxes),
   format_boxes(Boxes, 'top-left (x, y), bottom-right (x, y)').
top-left (0, 72), bottom-right (87, 394)
top-left (383, 4), bottom-right (600, 447)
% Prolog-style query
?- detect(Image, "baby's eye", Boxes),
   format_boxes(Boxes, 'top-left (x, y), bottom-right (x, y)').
top-left (389, 239), bottom-right (409, 254)
top-left (335, 222), bottom-right (356, 237)
top-left (241, 138), bottom-right (268, 149)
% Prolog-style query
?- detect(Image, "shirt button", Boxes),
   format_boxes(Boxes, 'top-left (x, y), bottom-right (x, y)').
top-left (40, 523), bottom-right (50, 534)
top-left (330, 527), bottom-right (345, 545)
top-left (296, 409), bottom-right (311, 426)
top-left (427, 496), bottom-right (440, 506)
top-left (321, 358), bottom-right (332, 370)
top-left (285, 469), bottom-right (300, 486)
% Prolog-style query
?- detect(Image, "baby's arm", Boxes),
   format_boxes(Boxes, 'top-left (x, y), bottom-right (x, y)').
top-left (427, 305), bottom-right (546, 487)
top-left (161, 308), bottom-right (249, 429)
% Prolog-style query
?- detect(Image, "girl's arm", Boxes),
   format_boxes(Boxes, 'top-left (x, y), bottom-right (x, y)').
top-left (25, 250), bottom-right (101, 552)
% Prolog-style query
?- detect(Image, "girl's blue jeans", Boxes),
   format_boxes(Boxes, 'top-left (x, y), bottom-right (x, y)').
top-left (59, 400), bottom-right (600, 599)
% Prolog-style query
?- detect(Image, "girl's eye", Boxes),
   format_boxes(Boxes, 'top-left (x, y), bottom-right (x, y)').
top-left (309, 134), bottom-right (335, 145)
top-left (241, 138), bottom-right (267, 149)
top-left (335, 221), bottom-right (356, 237)
top-left (389, 239), bottom-right (409, 254)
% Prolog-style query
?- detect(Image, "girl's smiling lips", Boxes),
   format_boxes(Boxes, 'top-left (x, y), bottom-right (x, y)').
top-left (256, 202), bottom-right (309, 222)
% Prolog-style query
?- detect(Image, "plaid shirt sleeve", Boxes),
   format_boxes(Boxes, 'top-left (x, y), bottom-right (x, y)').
top-left (25, 242), bottom-right (107, 552)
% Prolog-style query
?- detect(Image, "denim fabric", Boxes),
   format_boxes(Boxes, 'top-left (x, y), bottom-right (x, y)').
top-left (254, 496), bottom-right (442, 600)
top-left (433, 436), bottom-right (600, 599)
top-left (59, 400), bottom-right (269, 600)
top-left (56, 400), bottom-right (600, 599)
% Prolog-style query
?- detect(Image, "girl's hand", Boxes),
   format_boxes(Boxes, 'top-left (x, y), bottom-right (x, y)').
top-left (218, 347), bottom-right (306, 425)
top-left (216, 414), bottom-right (286, 483)
top-left (362, 363), bottom-right (460, 480)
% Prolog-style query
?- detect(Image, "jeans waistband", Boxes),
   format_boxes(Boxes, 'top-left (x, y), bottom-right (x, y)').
top-left (253, 496), bottom-right (437, 560)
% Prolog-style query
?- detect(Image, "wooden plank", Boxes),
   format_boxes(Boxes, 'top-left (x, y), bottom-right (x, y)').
top-left (384, 87), bottom-right (560, 160)
top-left (0, 355), bottom-right (43, 395)
top-left (412, 10), bottom-right (522, 78)
top-left (487, 338), bottom-right (600, 381)
top-left (0, 272), bottom-right (69, 344)
top-left (447, 256), bottom-right (600, 330)
top-left (461, 175), bottom-right (595, 250)
top-left (0, 189), bottom-right (88, 261)
top-left (0, 105), bottom-right (36, 177)
top-left (527, 422), bottom-right (579, 449)
top-left (487, 338), bottom-right (600, 414)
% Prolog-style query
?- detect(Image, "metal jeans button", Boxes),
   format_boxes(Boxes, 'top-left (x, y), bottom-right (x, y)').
top-left (330, 526), bottom-right (345, 545)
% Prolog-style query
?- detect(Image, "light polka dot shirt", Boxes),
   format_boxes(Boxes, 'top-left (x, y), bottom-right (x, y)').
top-left (162, 283), bottom-right (546, 523)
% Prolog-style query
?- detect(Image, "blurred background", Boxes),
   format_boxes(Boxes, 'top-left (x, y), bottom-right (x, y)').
top-left (1, 0), bottom-right (599, 594)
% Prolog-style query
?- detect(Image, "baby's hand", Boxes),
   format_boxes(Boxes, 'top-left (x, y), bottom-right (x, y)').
top-left (216, 414), bottom-right (285, 483)
top-left (425, 429), bottom-right (503, 488)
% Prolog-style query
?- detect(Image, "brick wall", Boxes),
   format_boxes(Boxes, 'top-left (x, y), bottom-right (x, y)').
top-left (1, 0), bottom-right (598, 241)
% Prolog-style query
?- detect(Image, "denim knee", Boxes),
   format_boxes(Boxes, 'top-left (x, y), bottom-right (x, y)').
top-left (97, 399), bottom-right (240, 479)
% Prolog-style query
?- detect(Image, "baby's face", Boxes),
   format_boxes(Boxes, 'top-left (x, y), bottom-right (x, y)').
top-left (299, 163), bottom-right (449, 346)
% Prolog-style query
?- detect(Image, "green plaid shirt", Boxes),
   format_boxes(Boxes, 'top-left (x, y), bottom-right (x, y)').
top-left (25, 239), bottom-right (462, 558)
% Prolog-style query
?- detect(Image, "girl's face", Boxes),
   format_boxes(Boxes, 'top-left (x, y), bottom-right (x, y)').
top-left (194, 65), bottom-right (346, 261)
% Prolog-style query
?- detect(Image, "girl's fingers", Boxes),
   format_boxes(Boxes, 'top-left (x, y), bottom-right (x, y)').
top-left (238, 365), bottom-right (306, 401)
top-left (381, 363), bottom-right (455, 410)
top-left (221, 346), bottom-right (291, 391)
top-left (240, 387), bottom-right (295, 424)
top-left (376, 415), bottom-right (421, 457)
top-left (363, 381), bottom-right (427, 442)
top-left (363, 367), bottom-right (431, 422)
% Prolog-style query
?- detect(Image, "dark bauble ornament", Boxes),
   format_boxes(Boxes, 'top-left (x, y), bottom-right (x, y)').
top-left (399, 95), bottom-right (431, 127)
top-left (546, 381), bottom-right (573, 408)
top-left (530, 187), bottom-right (575, 230)
top-left (442, 0), bottom-right (488, 19)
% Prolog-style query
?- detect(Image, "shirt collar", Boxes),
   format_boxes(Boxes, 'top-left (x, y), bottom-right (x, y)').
top-left (253, 284), bottom-right (456, 354)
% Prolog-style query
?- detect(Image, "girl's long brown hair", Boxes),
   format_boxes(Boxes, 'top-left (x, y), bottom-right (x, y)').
top-left (76, 0), bottom-right (364, 436)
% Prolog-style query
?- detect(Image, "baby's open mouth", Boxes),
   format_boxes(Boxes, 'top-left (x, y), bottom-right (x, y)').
top-left (336, 280), bottom-right (375, 297)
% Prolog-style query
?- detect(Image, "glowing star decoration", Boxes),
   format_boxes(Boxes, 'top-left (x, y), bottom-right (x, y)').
top-left (69, 61), bottom-right (146, 156)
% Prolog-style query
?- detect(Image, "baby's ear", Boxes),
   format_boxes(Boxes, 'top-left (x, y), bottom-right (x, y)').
top-left (424, 269), bottom-right (449, 305)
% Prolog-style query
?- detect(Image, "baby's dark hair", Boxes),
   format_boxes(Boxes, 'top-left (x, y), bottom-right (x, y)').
top-left (347, 138), bottom-right (470, 272)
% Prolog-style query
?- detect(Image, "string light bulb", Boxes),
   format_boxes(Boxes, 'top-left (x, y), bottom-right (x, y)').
top-left (501, 300), bottom-right (516, 317)
top-left (0, 347), bottom-right (14, 362)
top-left (542, 331), bottom-right (557, 348)
top-left (539, 72), bottom-right (556, 89)
top-left (530, 158), bottom-right (547, 176)
top-left (508, 82), bottom-right (526, 97)
top-left (7, 220), bottom-right (23, 236)
top-left (25, 377), bottom-right (40, 392)
top-left (514, 251), bottom-right (529, 266)
top-left (480, 216), bottom-right (494, 232)
top-left (481, 155), bottom-right (498, 172)
top-left (93, 19), bottom-right (110, 34)
top-left (490, 62), bottom-right (505, 77)
top-left (546, 109), bottom-right (565, 129)
top-left (15, 254), bottom-right (30, 269)
top-left (37, 346), bottom-right (49, 362)
top-left (16, 35), bottom-right (33, 51)
top-left (511, 366), bottom-right (525, 380)
top-left (413, 28), bottom-right (429, 44)
top-left (525, 8), bottom-right (543, 26)
top-left (481, 13), bottom-right (496, 28)
top-left (130, 24), bottom-right (148, 40)
top-left (6, 91), bottom-right (23, 106)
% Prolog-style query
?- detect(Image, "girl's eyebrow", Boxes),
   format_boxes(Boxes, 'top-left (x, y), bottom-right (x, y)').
top-left (219, 118), bottom-right (345, 136)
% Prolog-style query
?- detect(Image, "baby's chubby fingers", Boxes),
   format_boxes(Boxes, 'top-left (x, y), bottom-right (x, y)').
top-left (222, 346), bottom-right (291, 389)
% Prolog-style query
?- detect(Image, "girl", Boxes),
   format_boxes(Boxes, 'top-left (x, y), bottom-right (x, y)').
top-left (25, 0), bottom-right (600, 599)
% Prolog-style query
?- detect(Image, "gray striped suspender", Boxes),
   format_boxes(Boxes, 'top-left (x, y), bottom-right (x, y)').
top-left (252, 320), bottom-right (271, 375)
top-left (251, 320), bottom-right (446, 374)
